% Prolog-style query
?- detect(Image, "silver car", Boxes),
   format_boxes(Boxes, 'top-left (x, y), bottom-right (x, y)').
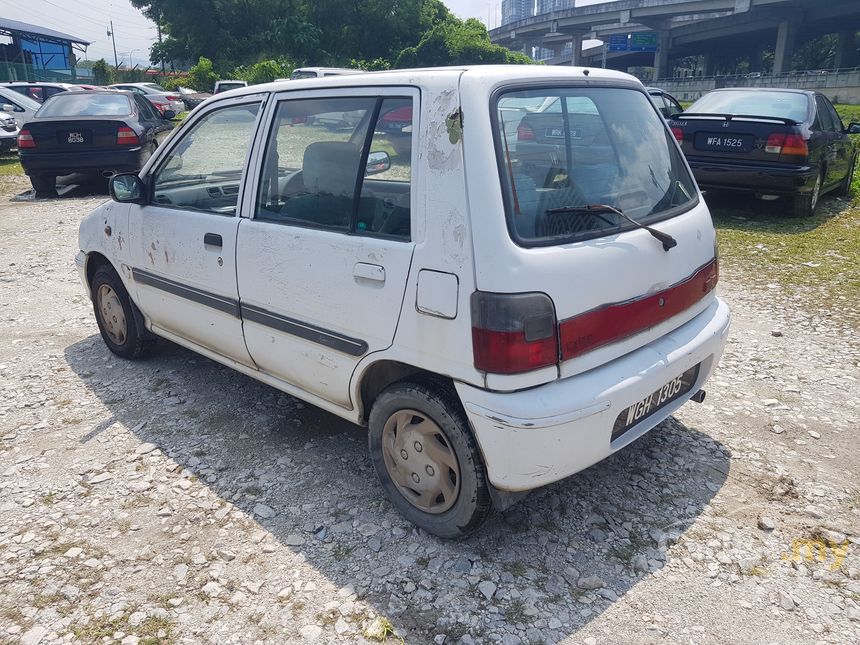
top-left (109, 83), bottom-right (184, 119)
top-left (0, 109), bottom-right (18, 152)
top-left (0, 87), bottom-right (39, 128)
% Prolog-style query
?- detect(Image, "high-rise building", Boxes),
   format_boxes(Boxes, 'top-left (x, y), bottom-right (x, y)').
top-left (501, 0), bottom-right (534, 27)
top-left (536, 0), bottom-right (570, 15)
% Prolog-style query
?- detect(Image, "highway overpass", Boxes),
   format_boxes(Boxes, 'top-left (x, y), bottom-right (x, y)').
top-left (491, 0), bottom-right (860, 80)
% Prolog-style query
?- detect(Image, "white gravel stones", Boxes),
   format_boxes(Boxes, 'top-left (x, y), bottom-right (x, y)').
top-left (477, 580), bottom-right (497, 600)
top-left (757, 516), bottom-right (776, 531)
top-left (253, 503), bottom-right (276, 518)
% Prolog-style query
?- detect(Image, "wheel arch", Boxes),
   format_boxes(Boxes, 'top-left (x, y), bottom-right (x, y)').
top-left (355, 359), bottom-right (451, 424)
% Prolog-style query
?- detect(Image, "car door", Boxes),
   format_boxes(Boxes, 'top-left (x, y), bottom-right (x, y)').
top-left (236, 89), bottom-right (418, 408)
top-left (814, 95), bottom-right (842, 187)
top-left (127, 95), bottom-right (266, 365)
top-left (823, 96), bottom-right (852, 184)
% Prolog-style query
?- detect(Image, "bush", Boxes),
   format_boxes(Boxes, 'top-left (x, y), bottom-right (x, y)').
top-left (188, 57), bottom-right (219, 92)
top-left (231, 58), bottom-right (295, 85)
top-left (159, 76), bottom-right (190, 91)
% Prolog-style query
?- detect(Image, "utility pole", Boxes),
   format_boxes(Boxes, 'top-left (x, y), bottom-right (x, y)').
top-left (157, 22), bottom-right (165, 73)
top-left (107, 19), bottom-right (119, 69)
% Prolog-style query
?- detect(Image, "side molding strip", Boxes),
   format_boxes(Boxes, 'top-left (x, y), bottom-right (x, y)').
top-left (241, 304), bottom-right (369, 357)
top-left (131, 268), bottom-right (368, 357)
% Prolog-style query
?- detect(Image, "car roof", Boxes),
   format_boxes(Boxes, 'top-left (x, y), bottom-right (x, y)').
top-left (705, 87), bottom-right (814, 96)
top-left (4, 81), bottom-right (75, 88)
top-left (216, 65), bottom-right (640, 100)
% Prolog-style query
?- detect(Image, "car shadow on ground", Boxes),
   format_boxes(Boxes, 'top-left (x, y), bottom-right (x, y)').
top-left (705, 189), bottom-right (852, 235)
top-left (63, 334), bottom-right (730, 643)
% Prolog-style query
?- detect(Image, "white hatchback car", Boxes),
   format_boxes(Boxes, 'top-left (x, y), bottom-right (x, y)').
top-left (77, 66), bottom-right (730, 538)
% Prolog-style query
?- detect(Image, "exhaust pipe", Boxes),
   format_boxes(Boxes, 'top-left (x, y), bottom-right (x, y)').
top-left (690, 389), bottom-right (706, 403)
top-left (102, 170), bottom-right (116, 178)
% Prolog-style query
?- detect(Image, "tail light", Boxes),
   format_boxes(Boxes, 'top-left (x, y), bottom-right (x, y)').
top-left (116, 126), bottom-right (140, 146)
top-left (559, 258), bottom-right (719, 360)
top-left (165, 95), bottom-right (180, 101)
top-left (471, 292), bottom-right (558, 374)
top-left (517, 122), bottom-right (536, 141)
top-left (17, 129), bottom-right (35, 149)
top-left (670, 127), bottom-right (684, 143)
top-left (765, 132), bottom-right (808, 157)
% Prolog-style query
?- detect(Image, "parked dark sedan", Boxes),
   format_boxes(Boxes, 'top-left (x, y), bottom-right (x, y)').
top-left (670, 88), bottom-right (859, 217)
top-left (18, 90), bottom-right (173, 196)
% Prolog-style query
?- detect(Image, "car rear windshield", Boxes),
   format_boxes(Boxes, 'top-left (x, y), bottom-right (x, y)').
top-left (495, 86), bottom-right (697, 246)
top-left (687, 90), bottom-right (809, 122)
top-left (37, 93), bottom-right (132, 117)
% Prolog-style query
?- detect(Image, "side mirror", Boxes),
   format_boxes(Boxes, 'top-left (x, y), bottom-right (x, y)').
top-left (365, 151), bottom-right (391, 176)
top-left (847, 122), bottom-right (860, 135)
top-left (1, 104), bottom-right (14, 114)
top-left (110, 173), bottom-right (146, 203)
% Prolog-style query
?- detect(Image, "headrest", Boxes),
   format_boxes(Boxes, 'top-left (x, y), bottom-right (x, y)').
top-left (302, 141), bottom-right (360, 197)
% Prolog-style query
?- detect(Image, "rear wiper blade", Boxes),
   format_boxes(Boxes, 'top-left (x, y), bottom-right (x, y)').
top-left (545, 203), bottom-right (677, 252)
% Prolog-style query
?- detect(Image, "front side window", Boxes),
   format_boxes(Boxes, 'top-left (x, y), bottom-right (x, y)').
top-left (256, 95), bottom-right (413, 240)
top-left (152, 102), bottom-right (261, 215)
top-left (495, 87), bottom-right (696, 246)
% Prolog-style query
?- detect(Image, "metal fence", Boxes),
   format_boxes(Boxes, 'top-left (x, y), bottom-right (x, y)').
top-left (0, 61), bottom-right (94, 83)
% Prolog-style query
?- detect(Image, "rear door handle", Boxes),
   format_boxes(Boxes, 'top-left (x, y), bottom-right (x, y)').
top-left (204, 233), bottom-right (222, 248)
top-left (354, 262), bottom-right (385, 283)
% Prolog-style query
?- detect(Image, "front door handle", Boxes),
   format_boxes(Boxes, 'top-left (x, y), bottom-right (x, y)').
top-left (354, 262), bottom-right (385, 283)
top-left (204, 233), bottom-right (222, 248)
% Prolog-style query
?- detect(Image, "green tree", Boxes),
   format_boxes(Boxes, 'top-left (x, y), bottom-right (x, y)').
top-left (91, 59), bottom-right (115, 85)
top-left (188, 56), bottom-right (219, 92)
top-left (395, 18), bottom-right (535, 68)
top-left (231, 58), bottom-right (296, 84)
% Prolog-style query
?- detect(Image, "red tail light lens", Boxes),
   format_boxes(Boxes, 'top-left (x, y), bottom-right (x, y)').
top-left (165, 95), bottom-right (179, 101)
top-left (116, 126), bottom-right (140, 146)
top-left (471, 292), bottom-right (558, 374)
top-left (765, 132), bottom-right (808, 157)
top-left (17, 129), bottom-right (35, 149)
top-left (559, 258), bottom-right (719, 360)
top-left (670, 127), bottom-right (684, 143)
top-left (781, 133), bottom-right (808, 156)
top-left (517, 122), bottom-right (535, 141)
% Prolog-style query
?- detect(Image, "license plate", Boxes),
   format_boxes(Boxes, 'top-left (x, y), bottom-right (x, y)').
top-left (694, 132), bottom-right (753, 153)
top-left (611, 364), bottom-right (701, 442)
top-left (59, 129), bottom-right (92, 145)
top-left (545, 127), bottom-right (582, 139)
top-left (67, 132), bottom-right (85, 144)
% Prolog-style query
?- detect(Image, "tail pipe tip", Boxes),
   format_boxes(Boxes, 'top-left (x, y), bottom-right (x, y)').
top-left (690, 389), bottom-right (706, 403)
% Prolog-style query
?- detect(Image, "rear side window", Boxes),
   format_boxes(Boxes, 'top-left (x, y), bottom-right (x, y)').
top-left (688, 90), bottom-right (810, 123)
top-left (495, 87), bottom-right (696, 246)
top-left (815, 96), bottom-right (835, 132)
top-left (37, 93), bottom-right (132, 117)
top-left (256, 95), bottom-right (413, 240)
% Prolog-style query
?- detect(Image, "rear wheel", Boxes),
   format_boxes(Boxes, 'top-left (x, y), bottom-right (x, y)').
top-left (30, 173), bottom-right (57, 197)
top-left (834, 154), bottom-right (856, 197)
top-left (368, 379), bottom-right (492, 539)
top-left (91, 264), bottom-right (154, 359)
top-left (792, 171), bottom-right (822, 218)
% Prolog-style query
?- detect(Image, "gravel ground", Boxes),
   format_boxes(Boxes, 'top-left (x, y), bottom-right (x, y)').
top-left (1, 177), bottom-right (858, 645)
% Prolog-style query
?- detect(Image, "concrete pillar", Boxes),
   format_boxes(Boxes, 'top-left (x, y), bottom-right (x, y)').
top-left (570, 33), bottom-right (584, 66)
top-left (702, 53), bottom-right (714, 77)
top-left (773, 20), bottom-right (797, 75)
top-left (748, 43), bottom-right (765, 73)
top-left (834, 29), bottom-right (857, 69)
top-left (653, 31), bottom-right (671, 80)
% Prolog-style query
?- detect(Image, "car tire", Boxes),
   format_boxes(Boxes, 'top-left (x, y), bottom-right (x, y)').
top-left (30, 173), bottom-right (57, 197)
top-left (91, 264), bottom-right (154, 359)
top-left (368, 378), bottom-right (492, 539)
top-left (792, 170), bottom-right (822, 218)
top-left (834, 154), bottom-right (856, 197)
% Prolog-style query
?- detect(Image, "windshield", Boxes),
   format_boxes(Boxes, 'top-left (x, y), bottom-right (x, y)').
top-left (688, 90), bottom-right (809, 122)
top-left (495, 87), bottom-right (697, 246)
top-left (143, 83), bottom-right (167, 92)
top-left (37, 93), bottom-right (132, 117)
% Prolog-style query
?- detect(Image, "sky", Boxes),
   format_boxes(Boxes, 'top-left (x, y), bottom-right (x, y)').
top-left (1, 1), bottom-right (610, 68)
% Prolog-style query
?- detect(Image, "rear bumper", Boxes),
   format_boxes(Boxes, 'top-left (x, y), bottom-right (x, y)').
top-left (20, 148), bottom-right (145, 176)
top-left (688, 158), bottom-right (818, 195)
top-left (456, 297), bottom-right (731, 492)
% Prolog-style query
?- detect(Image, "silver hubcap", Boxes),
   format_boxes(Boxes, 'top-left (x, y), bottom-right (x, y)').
top-left (811, 175), bottom-right (821, 210)
top-left (97, 284), bottom-right (127, 345)
top-left (381, 409), bottom-right (460, 514)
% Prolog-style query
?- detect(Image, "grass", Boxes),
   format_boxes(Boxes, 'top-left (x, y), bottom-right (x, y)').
top-left (0, 153), bottom-right (22, 177)
top-left (505, 598), bottom-right (530, 625)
